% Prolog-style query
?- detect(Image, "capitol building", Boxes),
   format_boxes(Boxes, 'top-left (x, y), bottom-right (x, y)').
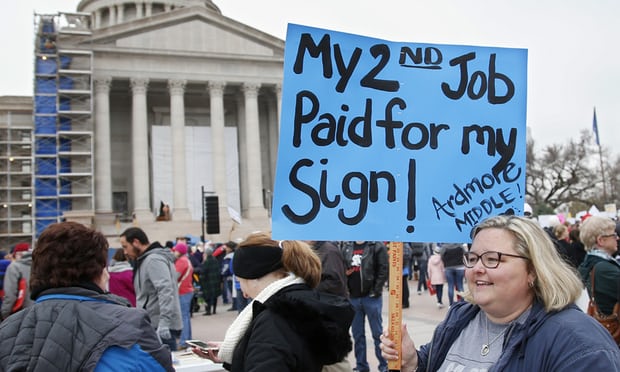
top-left (0, 0), bottom-right (284, 247)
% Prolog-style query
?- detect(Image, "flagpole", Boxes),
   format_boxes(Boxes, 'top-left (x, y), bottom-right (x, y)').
top-left (593, 107), bottom-right (608, 202)
top-left (597, 142), bottom-right (607, 202)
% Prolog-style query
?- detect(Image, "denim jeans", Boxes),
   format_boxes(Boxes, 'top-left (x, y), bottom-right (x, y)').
top-left (179, 292), bottom-right (194, 347)
top-left (417, 259), bottom-right (428, 291)
top-left (236, 294), bottom-right (249, 313)
top-left (350, 296), bottom-right (387, 372)
top-left (435, 284), bottom-right (444, 304)
top-left (221, 279), bottom-right (229, 304)
top-left (444, 267), bottom-right (465, 305)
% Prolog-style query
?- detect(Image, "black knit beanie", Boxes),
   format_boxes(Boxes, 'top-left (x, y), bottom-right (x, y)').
top-left (233, 245), bottom-right (283, 279)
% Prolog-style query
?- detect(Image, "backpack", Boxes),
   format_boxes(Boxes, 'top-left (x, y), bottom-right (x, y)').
top-left (410, 243), bottom-right (425, 257)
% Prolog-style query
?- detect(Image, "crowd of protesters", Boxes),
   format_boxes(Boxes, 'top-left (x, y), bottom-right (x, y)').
top-left (1, 208), bottom-right (619, 371)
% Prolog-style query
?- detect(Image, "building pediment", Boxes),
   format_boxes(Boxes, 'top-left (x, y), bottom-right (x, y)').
top-left (84, 5), bottom-right (284, 59)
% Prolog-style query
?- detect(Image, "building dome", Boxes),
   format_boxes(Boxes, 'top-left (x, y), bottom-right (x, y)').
top-left (77, 0), bottom-right (221, 29)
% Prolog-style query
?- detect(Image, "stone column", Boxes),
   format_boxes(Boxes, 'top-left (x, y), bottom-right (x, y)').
top-left (235, 93), bottom-right (248, 215)
top-left (274, 83), bottom-right (282, 131)
top-left (145, 1), bottom-right (153, 17)
top-left (94, 76), bottom-right (113, 213)
top-left (116, 4), bottom-right (124, 23)
top-left (241, 82), bottom-right (267, 218)
top-left (208, 81), bottom-right (228, 210)
top-left (169, 79), bottom-right (191, 220)
top-left (271, 85), bottom-right (283, 214)
top-left (94, 10), bottom-right (101, 29)
top-left (108, 6), bottom-right (116, 26)
top-left (130, 78), bottom-right (152, 221)
top-left (266, 95), bottom-right (278, 188)
top-left (136, 1), bottom-right (144, 18)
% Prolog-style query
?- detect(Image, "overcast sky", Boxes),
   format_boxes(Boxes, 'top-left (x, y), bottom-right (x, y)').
top-left (3, 0), bottom-right (618, 155)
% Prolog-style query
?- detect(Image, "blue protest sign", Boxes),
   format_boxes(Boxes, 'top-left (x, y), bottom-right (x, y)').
top-left (272, 24), bottom-right (527, 243)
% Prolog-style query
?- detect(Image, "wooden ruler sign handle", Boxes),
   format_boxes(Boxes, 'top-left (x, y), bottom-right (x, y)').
top-left (388, 241), bottom-right (403, 371)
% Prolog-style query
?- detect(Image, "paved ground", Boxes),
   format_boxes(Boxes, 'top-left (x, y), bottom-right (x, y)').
top-left (188, 279), bottom-right (452, 371)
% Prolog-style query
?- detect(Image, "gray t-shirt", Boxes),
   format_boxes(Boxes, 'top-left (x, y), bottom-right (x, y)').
top-left (437, 308), bottom-right (531, 372)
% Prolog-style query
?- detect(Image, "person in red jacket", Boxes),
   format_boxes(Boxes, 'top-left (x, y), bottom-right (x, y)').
top-left (173, 242), bottom-right (194, 349)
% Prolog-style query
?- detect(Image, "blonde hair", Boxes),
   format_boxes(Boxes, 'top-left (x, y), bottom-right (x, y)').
top-left (553, 224), bottom-right (568, 240)
top-left (239, 232), bottom-right (322, 288)
top-left (579, 215), bottom-right (616, 251)
top-left (463, 215), bottom-right (582, 312)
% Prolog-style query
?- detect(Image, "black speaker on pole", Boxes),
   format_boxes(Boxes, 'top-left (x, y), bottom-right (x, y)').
top-left (204, 195), bottom-right (220, 234)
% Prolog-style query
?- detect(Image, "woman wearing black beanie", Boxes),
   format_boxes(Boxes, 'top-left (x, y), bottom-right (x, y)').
top-left (192, 231), bottom-right (354, 372)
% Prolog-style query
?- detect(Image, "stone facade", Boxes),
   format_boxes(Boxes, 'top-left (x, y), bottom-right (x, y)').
top-left (34, 1), bottom-right (283, 244)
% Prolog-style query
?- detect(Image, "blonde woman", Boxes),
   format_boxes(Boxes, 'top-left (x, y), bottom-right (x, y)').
top-left (381, 215), bottom-right (620, 371)
top-left (578, 215), bottom-right (620, 316)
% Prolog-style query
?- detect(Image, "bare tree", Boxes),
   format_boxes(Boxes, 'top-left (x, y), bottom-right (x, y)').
top-left (526, 130), bottom-right (600, 213)
top-left (602, 154), bottom-right (620, 209)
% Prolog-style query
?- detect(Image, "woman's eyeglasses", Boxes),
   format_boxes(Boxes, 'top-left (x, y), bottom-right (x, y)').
top-left (600, 233), bottom-right (619, 239)
top-left (463, 251), bottom-right (529, 269)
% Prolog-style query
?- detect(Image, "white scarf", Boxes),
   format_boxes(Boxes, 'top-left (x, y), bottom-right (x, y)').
top-left (218, 274), bottom-right (305, 364)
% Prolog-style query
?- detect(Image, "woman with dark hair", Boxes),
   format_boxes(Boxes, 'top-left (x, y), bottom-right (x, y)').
top-left (567, 226), bottom-right (586, 269)
top-left (193, 232), bottom-right (354, 371)
top-left (0, 222), bottom-right (173, 371)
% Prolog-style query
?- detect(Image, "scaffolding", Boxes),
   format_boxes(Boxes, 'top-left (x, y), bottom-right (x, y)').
top-left (0, 100), bottom-right (34, 248)
top-left (33, 13), bottom-right (93, 237)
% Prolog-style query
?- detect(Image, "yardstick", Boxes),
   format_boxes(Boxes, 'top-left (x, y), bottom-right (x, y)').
top-left (388, 241), bottom-right (403, 371)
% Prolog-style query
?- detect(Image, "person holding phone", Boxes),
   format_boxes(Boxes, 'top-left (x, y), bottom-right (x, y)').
top-left (191, 232), bottom-right (354, 371)
top-left (186, 340), bottom-right (219, 352)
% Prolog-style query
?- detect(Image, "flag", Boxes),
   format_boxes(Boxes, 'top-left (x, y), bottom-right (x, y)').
top-left (593, 107), bottom-right (600, 146)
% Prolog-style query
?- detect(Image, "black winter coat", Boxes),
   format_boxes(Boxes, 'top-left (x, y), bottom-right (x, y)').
top-left (0, 286), bottom-right (173, 371)
top-left (313, 241), bottom-right (348, 297)
top-left (226, 283), bottom-right (354, 372)
top-left (441, 243), bottom-right (465, 268)
top-left (341, 241), bottom-right (389, 298)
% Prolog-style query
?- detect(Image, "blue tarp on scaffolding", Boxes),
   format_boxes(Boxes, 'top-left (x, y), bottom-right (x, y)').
top-left (59, 117), bottom-right (71, 130)
top-left (34, 95), bottom-right (56, 114)
top-left (35, 199), bottom-right (59, 217)
top-left (35, 158), bottom-right (57, 175)
top-left (35, 77), bottom-right (57, 93)
top-left (35, 58), bottom-right (57, 75)
top-left (35, 178), bottom-right (57, 197)
top-left (34, 116), bottom-right (56, 134)
top-left (35, 137), bottom-right (56, 155)
top-left (36, 219), bottom-right (54, 235)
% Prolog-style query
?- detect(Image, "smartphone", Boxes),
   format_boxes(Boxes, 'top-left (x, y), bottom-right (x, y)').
top-left (186, 340), bottom-right (219, 352)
